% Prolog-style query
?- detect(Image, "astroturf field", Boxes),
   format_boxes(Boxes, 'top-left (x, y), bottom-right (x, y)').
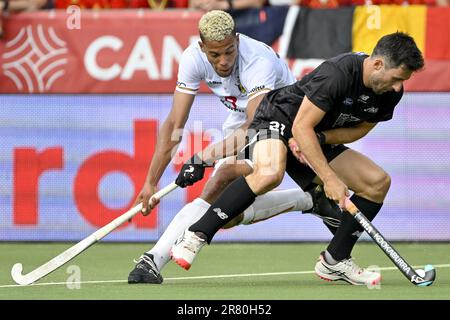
top-left (0, 242), bottom-right (449, 300)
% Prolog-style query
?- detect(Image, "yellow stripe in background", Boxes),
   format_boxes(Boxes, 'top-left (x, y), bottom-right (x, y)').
top-left (352, 5), bottom-right (426, 56)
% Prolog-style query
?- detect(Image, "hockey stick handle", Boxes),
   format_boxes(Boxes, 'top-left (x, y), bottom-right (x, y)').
top-left (11, 182), bottom-right (178, 285)
top-left (93, 182), bottom-right (178, 240)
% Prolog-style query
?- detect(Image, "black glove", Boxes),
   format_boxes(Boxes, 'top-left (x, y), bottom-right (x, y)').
top-left (175, 154), bottom-right (210, 188)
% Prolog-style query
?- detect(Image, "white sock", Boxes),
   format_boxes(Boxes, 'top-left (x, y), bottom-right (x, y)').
top-left (241, 188), bottom-right (313, 224)
top-left (325, 250), bottom-right (339, 265)
top-left (147, 198), bottom-right (210, 271)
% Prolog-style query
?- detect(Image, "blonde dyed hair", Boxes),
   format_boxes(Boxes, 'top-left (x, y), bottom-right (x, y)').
top-left (198, 10), bottom-right (235, 42)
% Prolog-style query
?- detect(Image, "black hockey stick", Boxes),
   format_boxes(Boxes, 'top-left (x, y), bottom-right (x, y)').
top-left (296, 151), bottom-right (436, 286)
top-left (344, 199), bottom-right (436, 286)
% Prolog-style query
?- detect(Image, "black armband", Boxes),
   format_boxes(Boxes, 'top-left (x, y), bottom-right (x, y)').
top-left (316, 132), bottom-right (326, 145)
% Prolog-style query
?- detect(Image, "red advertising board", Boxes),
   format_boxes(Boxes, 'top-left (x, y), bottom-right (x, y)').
top-left (1, 9), bottom-right (449, 93)
top-left (0, 10), bottom-right (202, 93)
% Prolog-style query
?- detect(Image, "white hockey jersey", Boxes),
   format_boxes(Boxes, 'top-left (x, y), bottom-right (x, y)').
top-left (176, 34), bottom-right (296, 136)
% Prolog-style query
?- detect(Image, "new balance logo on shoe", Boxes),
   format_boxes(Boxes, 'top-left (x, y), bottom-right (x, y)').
top-left (352, 230), bottom-right (363, 237)
top-left (213, 208), bottom-right (229, 220)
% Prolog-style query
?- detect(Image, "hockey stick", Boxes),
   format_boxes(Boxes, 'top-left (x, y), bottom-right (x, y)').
top-left (344, 199), bottom-right (435, 286)
top-left (11, 182), bottom-right (179, 285)
top-left (296, 151), bottom-right (435, 286)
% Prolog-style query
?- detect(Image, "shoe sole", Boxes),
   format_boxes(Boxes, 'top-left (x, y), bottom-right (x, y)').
top-left (127, 274), bottom-right (163, 284)
top-left (128, 278), bottom-right (163, 284)
top-left (315, 269), bottom-right (382, 286)
top-left (170, 249), bottom-right (191, 270)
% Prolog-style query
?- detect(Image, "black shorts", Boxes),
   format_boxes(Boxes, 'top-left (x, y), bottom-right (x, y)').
top-left (241, 98), bottom-right (349, 189)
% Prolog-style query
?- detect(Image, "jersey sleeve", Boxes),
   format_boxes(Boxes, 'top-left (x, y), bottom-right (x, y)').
top-left (175, 46), bottom-right (203, 95)
top-left (300, 62), bottom-right (348, 112)
top-left (241, 58), bottom-right (276, 101)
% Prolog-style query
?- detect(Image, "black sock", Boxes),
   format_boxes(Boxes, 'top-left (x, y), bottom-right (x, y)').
top-left (323, 222), bottom-right (338, 235)
top-left (189, 176), bottom-right (257, 243)
top-left (326, 194), bottom-right (383, 261)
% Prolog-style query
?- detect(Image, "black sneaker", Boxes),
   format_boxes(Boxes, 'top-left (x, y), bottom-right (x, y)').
top-left (128, 253), bottom-right (163, 284)
top-left (304, 185), bottom-right (343, 228)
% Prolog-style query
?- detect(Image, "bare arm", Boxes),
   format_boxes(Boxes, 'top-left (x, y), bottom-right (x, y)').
top-left (199, 93), bottom-right (266, 163)
top-left (225, 0), bottom-right (266, 9)
top-left (146, 91), bottom-right (195, 186)
top-left (135, 91), bottom-right (194, 214)
top-left (189, 0), bottom-right (266, 11)
top-left (321, 121), bottom-right (377, 145)
top-left (292, 96), bottom-right (348, 207)
top-left (289, 122), bottom-right (376, 160)
top-left (8, 0), bottom-right (48, 12)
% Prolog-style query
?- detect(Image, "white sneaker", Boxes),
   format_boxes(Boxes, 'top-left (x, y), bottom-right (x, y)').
top-left (170, 229), bottom-right (206, 270)
top-left (315, 251), bottom-right (381, 286)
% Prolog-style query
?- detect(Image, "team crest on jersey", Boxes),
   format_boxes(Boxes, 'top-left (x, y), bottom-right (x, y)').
top-left (235, 82), bottom-right (247, 95)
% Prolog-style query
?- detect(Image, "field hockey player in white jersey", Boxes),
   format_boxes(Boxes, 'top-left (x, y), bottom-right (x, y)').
top-left (128, 10), bottom-right (342, 284)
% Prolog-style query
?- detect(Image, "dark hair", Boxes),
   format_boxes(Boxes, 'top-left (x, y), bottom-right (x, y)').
top-left (371, 32), bottom-right (424, 71)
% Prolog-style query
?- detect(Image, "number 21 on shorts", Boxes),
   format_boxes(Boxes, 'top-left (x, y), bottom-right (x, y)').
top-left (269, 121), bottom-right (285, 136)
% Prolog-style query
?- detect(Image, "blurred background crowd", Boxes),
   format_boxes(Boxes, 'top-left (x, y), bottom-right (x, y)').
top-left (0, 0), bottom-right (448, 13)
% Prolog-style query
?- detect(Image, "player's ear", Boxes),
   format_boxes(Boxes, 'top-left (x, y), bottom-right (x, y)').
top-left (373, 58), bottom-right (384, 71)
top-left (199, 41), bottom-right (205, 52)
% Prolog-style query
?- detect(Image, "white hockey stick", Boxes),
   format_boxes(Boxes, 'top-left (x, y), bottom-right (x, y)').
top-left (11, 182), bottom-right (179, 285)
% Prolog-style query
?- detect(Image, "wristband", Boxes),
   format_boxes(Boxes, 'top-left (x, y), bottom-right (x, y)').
top-left (316, 132), bottom-right (326, 145)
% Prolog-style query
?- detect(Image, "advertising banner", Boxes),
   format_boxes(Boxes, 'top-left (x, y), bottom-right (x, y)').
top-left (1, 9), bottom-right (449, 93)
top-left (1, 93), bottom-right (450, 241)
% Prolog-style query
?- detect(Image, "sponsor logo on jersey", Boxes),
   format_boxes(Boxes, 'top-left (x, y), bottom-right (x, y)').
top-left (333, 113), bottom-right (361, 127)
top-left (249, 85), bottom-right (266, 94)
top-left (358, 94), bottom-right (370, 103)
top-left (343, 98), bottom-right (353, 106)
top-left (363, 106), bottom-right (379, 113)
top-left (207, 80), bottom-right (222, 86)
top-left (220, 96), bottom-right (245, 113)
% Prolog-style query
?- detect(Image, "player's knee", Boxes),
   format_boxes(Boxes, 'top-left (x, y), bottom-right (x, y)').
top-left (369, 170), bottom-right (391, 199)
top-left (378, 171), bottom-right (391, 194)
top-left (248, 171), bottom-right (284, 194)
top-left (213, 164), bottom-right (238, 186)
top-left (222, 213), bottom-right (244, 229)
top-left (201, 165), bottom-right (238, 201)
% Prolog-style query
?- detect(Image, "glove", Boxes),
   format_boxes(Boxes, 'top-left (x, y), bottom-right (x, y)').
top-left (175, 154), bottom-right (209, 188)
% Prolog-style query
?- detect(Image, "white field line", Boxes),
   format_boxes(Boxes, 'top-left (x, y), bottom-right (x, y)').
top-left (1, 264), bottom-right (449, 289)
